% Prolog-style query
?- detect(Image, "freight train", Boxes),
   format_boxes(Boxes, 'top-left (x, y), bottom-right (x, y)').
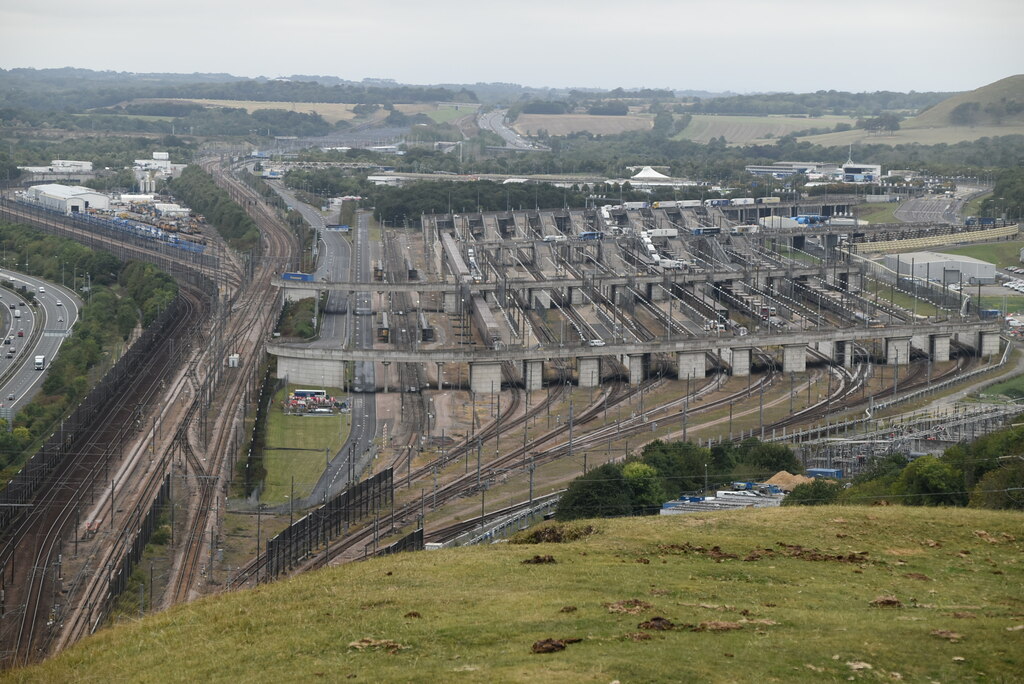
top-left (14, 199), bottom-right (206, 254)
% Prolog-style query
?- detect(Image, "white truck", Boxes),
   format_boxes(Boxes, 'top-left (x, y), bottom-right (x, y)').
top-left (35, 355), bottom-right (45, 370)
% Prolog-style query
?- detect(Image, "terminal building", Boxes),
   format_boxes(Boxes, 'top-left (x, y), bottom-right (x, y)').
top-left (22, 183), bottom-right (110, 214)
top-left (885, 251), bottom-right (995, 285)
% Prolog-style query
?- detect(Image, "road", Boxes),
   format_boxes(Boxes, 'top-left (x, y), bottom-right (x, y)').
top-left (477, 109), bottom-right (549, 151)
top-left (265, 182), bottom-right (377, 506)
top-left (893, 194), bottom-right (962, 223)
top-left (0, 270), bottom-right (80, 417)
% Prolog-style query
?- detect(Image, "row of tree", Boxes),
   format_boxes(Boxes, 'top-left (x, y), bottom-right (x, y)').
top-left (170, 166), bottom-right (260, 252)
top-left (0, 223), bottom-right (177, 477)
top-left (555, 439), bottom-right (802, 520)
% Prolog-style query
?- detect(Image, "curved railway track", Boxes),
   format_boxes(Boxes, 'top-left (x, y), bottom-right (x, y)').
top-left (2, 288), bottom-right (205, 666)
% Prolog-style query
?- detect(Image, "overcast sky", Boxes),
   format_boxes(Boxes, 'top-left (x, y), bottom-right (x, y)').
top-left (2, 0), bottom-right (1022, 94)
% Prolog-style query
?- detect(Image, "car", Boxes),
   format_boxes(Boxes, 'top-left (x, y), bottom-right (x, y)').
top-left (2, 338), bottom-right (9, 345)
top-left (16, 330), bottom-right (22, 337)
top-left (55, 300), bottom-right (62, 306)
top-left (587, 339), bottom-right (606, 347)
top-left (6, 393), bottom-right (13, 401)
top-left (58, 317), bottom-right (63, 323)
top-left (7, 304), bottom-right (12, 309)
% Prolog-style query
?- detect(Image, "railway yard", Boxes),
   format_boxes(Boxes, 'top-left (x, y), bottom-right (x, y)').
top-left (0, 160), bottom-right (1016, 668)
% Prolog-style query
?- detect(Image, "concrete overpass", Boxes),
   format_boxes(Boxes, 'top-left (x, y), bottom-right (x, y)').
top-left (270, 320), bottom-right (1000, 392)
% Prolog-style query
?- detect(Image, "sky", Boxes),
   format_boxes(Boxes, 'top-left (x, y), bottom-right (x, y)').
top-left (2, 0), bottom-right (1022, 94)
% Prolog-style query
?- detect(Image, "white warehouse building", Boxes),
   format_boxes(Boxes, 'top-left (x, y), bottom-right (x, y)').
top-left (884, 251), bottom-right (995, 285)
top-left (23, 184), bottom-right (110, 214)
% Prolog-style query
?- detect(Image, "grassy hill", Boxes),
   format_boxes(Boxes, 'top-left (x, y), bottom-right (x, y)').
top-left (6, 506), bottom-right (1022, 683)
top-left (800, 75), bottom-right (1024, 147)
top-left (909, 74), bottom-right (1024, 129)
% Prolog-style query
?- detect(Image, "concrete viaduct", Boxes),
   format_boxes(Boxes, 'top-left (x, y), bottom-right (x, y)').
top-left (269, 320), bottom-right (1000, 393)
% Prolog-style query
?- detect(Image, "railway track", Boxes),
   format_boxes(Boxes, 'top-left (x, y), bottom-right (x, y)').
top-left (1, 288), bottom-right (205, 666)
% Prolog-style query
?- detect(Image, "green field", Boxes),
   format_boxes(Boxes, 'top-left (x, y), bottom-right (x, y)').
top-left (427, 106), bottom-right (473, 124)
top-left (939, 240), bottom-right (1024, 269)
top-left (14, 506), bottom-right (1023, 683)
top-left (261, 385), bottom-right (349, 504)
top-left (855, 202), bottom-right (901, 224)
top-left (962, 193), bottom-right (992, 219)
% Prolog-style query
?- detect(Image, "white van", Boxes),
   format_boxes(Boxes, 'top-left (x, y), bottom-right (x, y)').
top-left (38, 286), bottom-right (44, 294)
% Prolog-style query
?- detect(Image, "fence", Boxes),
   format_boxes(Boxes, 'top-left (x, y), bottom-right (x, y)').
top-left (0, 294), bottom-right (194, 532)
top-left (263, 468), bottom-right (393, 579)
top-left (374, 528), bottom-right (424, 557)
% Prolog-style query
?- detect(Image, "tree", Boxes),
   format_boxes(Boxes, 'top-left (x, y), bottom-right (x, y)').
top-left (554, 463), bottom-right (632, 521)
top-left (949, 101), bottom-right (981, 126)
top-left (623, 462), bottom-right (667, 514)
top-left (891, 455), bottom-right (966, 506)
top-left (782, 479), bottom-right (842, 506)
top-left (969, 460), bottom-right (1024, 510)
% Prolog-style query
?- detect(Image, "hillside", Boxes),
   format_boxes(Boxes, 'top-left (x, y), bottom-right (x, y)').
top-left (909, 74), bottom-right (1024, 129)
top-left (5, 507), bottom-right (1022, 683)
top-left (799, 75), bottom-right (1024, 147)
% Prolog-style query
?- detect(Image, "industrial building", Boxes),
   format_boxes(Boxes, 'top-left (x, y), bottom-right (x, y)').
top-left (843, 162), bottom-right (883, 183)
top-left (884, 251), bottom-right (995, 285)
top-left (22, 184), bottom-right (110, 214)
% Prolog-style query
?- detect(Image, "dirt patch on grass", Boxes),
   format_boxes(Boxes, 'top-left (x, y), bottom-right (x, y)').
top-left (531, 637), bottom-right (582, 653)
top-left (638, 617), bottom-right (675, 631)
top-left (510, 523), bottom-right (597, 545)
top-left (604, 599), bottom-right (653, 615)
top-left (348, 638), bottom-right (407, 654)
top-left (870, 596), bottom-right (904, 608)
top-left (522, 555), bottom-right (557, 565)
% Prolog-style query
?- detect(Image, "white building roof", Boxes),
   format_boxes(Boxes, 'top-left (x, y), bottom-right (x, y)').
top-left (30, 183), bottom-right (104, 200)
top-left (631, 166), bottom-right (671, 180)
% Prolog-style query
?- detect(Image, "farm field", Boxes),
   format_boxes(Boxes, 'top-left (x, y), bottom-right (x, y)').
top-left (125, 98), bottom-right (362, 124)
top-left (512, 113), bottom-right (653, 136)
top-left (674, 114), bottom-right (851, 144)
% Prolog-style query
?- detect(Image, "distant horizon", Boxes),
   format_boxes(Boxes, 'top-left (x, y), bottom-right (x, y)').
top-left (4, 64), bottom-right (1017, 98)
top-left (2, 0), bottom-right (1021, 95)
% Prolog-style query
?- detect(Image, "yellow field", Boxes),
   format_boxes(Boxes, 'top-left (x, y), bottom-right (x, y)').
top-left (127, 98), bottom-right (362, 124)
top-left (512, 113), bottom-right (653, 136)
top-left (674, 114), bottom-right (851, 145)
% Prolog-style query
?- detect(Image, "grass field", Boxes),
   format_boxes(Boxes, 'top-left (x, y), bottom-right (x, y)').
top-left (962, 193), bottom-right (992, 218)
top-left (15, 506), bottom-right (1023, 683)
top-left (799, 123), bottom-right (1024, 148)
top-left (512, 113), bottom-right (653, 137)
top-left (938, 240), bottom-right (1024, 269)
top-left (261, 385), bottom-right (349, 503)
top-left (674, 114), bottom-right (851, 145)
top-left (395, 103), bottom-right (478, 124)
top-left (981, 371), bottom-right (1024, 399)
top-left (855, 202), bottom-right (901, 224)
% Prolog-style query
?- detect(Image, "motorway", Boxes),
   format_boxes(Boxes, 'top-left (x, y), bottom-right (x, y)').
top-left (477, 109), bottom-right (549, 151)
top-left (0, 270), bottom-right (80, 419)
